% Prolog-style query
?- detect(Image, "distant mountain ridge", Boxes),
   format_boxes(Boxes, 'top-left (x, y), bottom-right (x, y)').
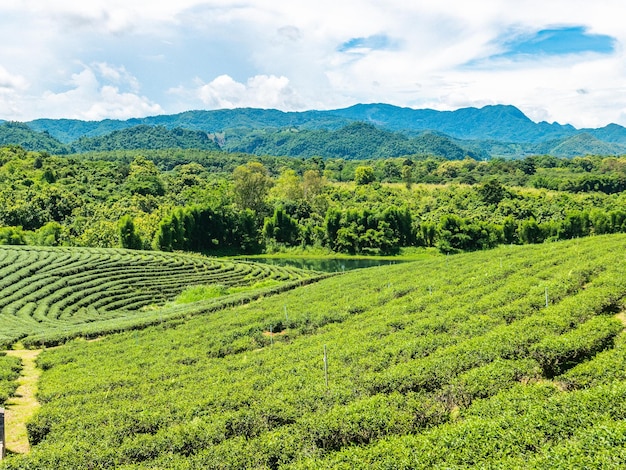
top-left (1, 103), bottom-right (625, 158)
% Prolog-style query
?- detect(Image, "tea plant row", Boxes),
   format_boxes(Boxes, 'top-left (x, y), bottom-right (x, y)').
top-left (0, 246), bottom-right (323, 348)
top-left (3, 235), bottom-right (626, 468)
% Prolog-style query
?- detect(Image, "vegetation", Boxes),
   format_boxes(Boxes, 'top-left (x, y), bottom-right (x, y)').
top-left (72, 125), bottom-right (221, 152)
top-left (0, 353), bottom-right (21, 405)
top-left (0, 245), bottom-right (326, 349)
top-left (0, 235), bottom-right (625, 467)
top-left (9, 103), bottom-right (626, 158)
top-left (3, 108), bottom-right (626, 467)
top-left (3, 145), bottom-right (626, 258)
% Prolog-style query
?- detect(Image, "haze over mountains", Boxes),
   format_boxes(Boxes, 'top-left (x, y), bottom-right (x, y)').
top-left (2, 104), bottom-right (626, 159)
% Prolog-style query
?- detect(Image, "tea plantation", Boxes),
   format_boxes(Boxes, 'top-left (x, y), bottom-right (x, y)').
top-left (0, 246), bottom-right (325, 349)
top-left (2, 235), bottom-right (626, 468)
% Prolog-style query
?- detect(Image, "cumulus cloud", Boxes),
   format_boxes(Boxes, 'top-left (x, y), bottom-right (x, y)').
top-left (2, 0), bottom-right (626, 126)
top-left (173, 74), bottom-right (305, 111)
top-left (0, 66), bottom-right (28, 91)
top-left (2, 63), bottom-right (162, 121)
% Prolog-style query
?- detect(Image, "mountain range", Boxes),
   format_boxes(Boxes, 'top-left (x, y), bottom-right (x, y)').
top-left (1, 104), bottom-right (626, 159)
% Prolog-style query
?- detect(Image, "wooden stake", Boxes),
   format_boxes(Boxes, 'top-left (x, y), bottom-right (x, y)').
top-left (0, 407), bottom-right (5, 460)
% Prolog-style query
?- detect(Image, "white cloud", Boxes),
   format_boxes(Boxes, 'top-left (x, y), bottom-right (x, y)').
top-left (1, 64), bottom-right (162, 121)
top-left (2, 0), bottom-right (626, 127)
top-left (0, 66), bottom-right (28, 91)
top-left (173, 74), bottom-right (305, 110)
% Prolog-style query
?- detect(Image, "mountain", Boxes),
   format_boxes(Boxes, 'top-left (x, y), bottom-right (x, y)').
top-left (8, 104), bottom-right (626, 158)
top-left (28, 109), bottom-right (352, 144)
top-left (329, 103), bottom-right (579, 143)
top-left (225, 123), bottom-right (484, 160)
top-left (536, 133), bottom-right (626, 158)
top-left (23, 104), bottom-right (581, 144)
top-left (0, 121), bottom-right (69, 154)
top-left (586, 123), bottom-right (626, 144)
top-left (72, 125), bottom-right (220, 152)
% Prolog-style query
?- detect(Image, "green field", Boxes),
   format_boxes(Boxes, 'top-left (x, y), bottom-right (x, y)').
top-left (0, 246), bottom-right (326, 349)
top-left (0, 235), bottom-right (625, 468)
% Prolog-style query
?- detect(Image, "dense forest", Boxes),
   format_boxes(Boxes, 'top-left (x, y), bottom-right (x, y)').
top-left (1, 144), bottom-right (626, 256)
top-left (6, 104), bottom-right (626, 159)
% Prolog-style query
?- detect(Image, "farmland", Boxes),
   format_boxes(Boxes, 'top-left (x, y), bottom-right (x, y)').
top-left (0, 246), bottom-right (326, 349)
top-left (1, 234), bottom-right (626, 468)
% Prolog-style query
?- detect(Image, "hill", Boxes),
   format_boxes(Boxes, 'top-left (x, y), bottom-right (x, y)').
top-left (72, 125), bottom-right (221, 152)
top-left (0, 246), bottom-right (326, 348)
top-left (1, 235), bottom-right (626, 467)
top-left (225, 123), bottom-right (484, 160)
top-left (538, 132), bottom-right (626, 157)
top-left (0, 122), bottom-right (69, 154)
top-left (27, 104), bottom-right (588, 144)
top-left (19, 104), bottom-right (626, 159)
top-left (330, 103), bottom-right (579, 142)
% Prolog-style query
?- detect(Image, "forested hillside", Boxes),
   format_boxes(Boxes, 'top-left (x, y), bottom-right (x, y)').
top-left (9, 104), bottom-right (626, 158)
top-left (72, 125), bottom-right (220, 152)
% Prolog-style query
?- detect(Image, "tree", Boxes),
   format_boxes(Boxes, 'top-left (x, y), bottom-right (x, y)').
top-left (0, 226), bottom-right (26, 245)
top-left (232, 162), bottom-right (273, 216)
top-left (125, 156), bottom-right (165, 196)
top-left (263, 208), bottom-right (300, 246)
top-left (354, 166), bottom-right (375, 185)
top-left (401, 165), bottom-right (413, 189)
top-left (518, 218), bottom-right (545, 244)
top-left (303, 169), bottom-right (325, 202)
top-left (118, 215), bottom-right (143, 250)
top-left (271, 169), bottom-right (302, 202)
top-left (477, 178), bottom-right (507, 205)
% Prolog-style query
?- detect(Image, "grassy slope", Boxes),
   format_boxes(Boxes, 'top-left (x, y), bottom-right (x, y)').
top-left (2, 235), bottom-right (626, 468)
top-left (0, 246), bottom-right (324, 348)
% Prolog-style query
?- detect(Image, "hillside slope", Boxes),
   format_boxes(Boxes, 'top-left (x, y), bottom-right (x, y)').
top-left (25, 103), bottom-right (626, 146)
top-left (2, 235), bottom-right (626, 468)
top-left (0, 246), bottom-right (325, 348)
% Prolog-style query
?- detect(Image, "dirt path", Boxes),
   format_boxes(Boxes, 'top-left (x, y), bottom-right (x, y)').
top-left (3, 349), bottom-right (42, 454)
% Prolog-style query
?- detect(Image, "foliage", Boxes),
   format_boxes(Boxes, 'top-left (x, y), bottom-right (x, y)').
top-left (3, 146), bottom-right (626, 257)
top-left (0, 245), bottom-right (325, 348)
top-left (72, 125), bottom-right (221, 152)
top-left (263, 208), bottom-right (301, 246)
top-left (0, 353), bottom-right (21, 405)
top-left (354, 165), bottom-right (376, 185)
top-left (118, 215), bottom-right (143, 250)
top-left (232, 162), bottom-right (273, 216)
top-left (2, 235), bottom-right (626, 468)
top-left (0, 122), bottom-right (69, 154)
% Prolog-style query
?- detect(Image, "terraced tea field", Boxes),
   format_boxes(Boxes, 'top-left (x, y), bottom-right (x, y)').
top-left (0, 235), bottom-right (625, 468)
top-left (0, 246), bottom-right (326, 349)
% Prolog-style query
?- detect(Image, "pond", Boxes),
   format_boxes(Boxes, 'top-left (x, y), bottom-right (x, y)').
top-left (241, 257), bottom-right (410, 272)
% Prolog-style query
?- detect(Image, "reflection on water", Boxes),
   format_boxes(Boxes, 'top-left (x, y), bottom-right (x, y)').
top-left (242, 257), bottom-right (408, 272)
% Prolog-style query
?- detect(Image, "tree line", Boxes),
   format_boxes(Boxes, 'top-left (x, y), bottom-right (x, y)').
top-left (2, 145), bottom-right (626, 256)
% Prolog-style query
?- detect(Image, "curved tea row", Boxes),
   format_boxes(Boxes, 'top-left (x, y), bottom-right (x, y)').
top-left (0, 246), bottom-right (322, 347)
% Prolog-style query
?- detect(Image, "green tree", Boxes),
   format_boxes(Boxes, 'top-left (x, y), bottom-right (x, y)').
top-left (118, 215), bottom-right (143, 250)
top-left (263, 208), bottom-right (300, 246)
top-left (401, 165), bottom-right (413, 189)
top-left (125, 156), bottom-right (165, 196)
top-left (477, 178), bottom-right (507, 205)
top-left (232, 162), bottom-right (273, 216)
top-left (354, 166), bottom-right (375, 185)
top-left (35, 221), bottom-right (63, 246)
top-left (0, 226), bottom-right (26, 245)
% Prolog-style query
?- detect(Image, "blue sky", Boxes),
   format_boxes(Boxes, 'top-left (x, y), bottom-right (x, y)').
top-left (1, 1), bottom-right (625, 128)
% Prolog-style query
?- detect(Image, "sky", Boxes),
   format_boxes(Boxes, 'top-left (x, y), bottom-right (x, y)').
top-left (1, 0), bottom-right (626, 128)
